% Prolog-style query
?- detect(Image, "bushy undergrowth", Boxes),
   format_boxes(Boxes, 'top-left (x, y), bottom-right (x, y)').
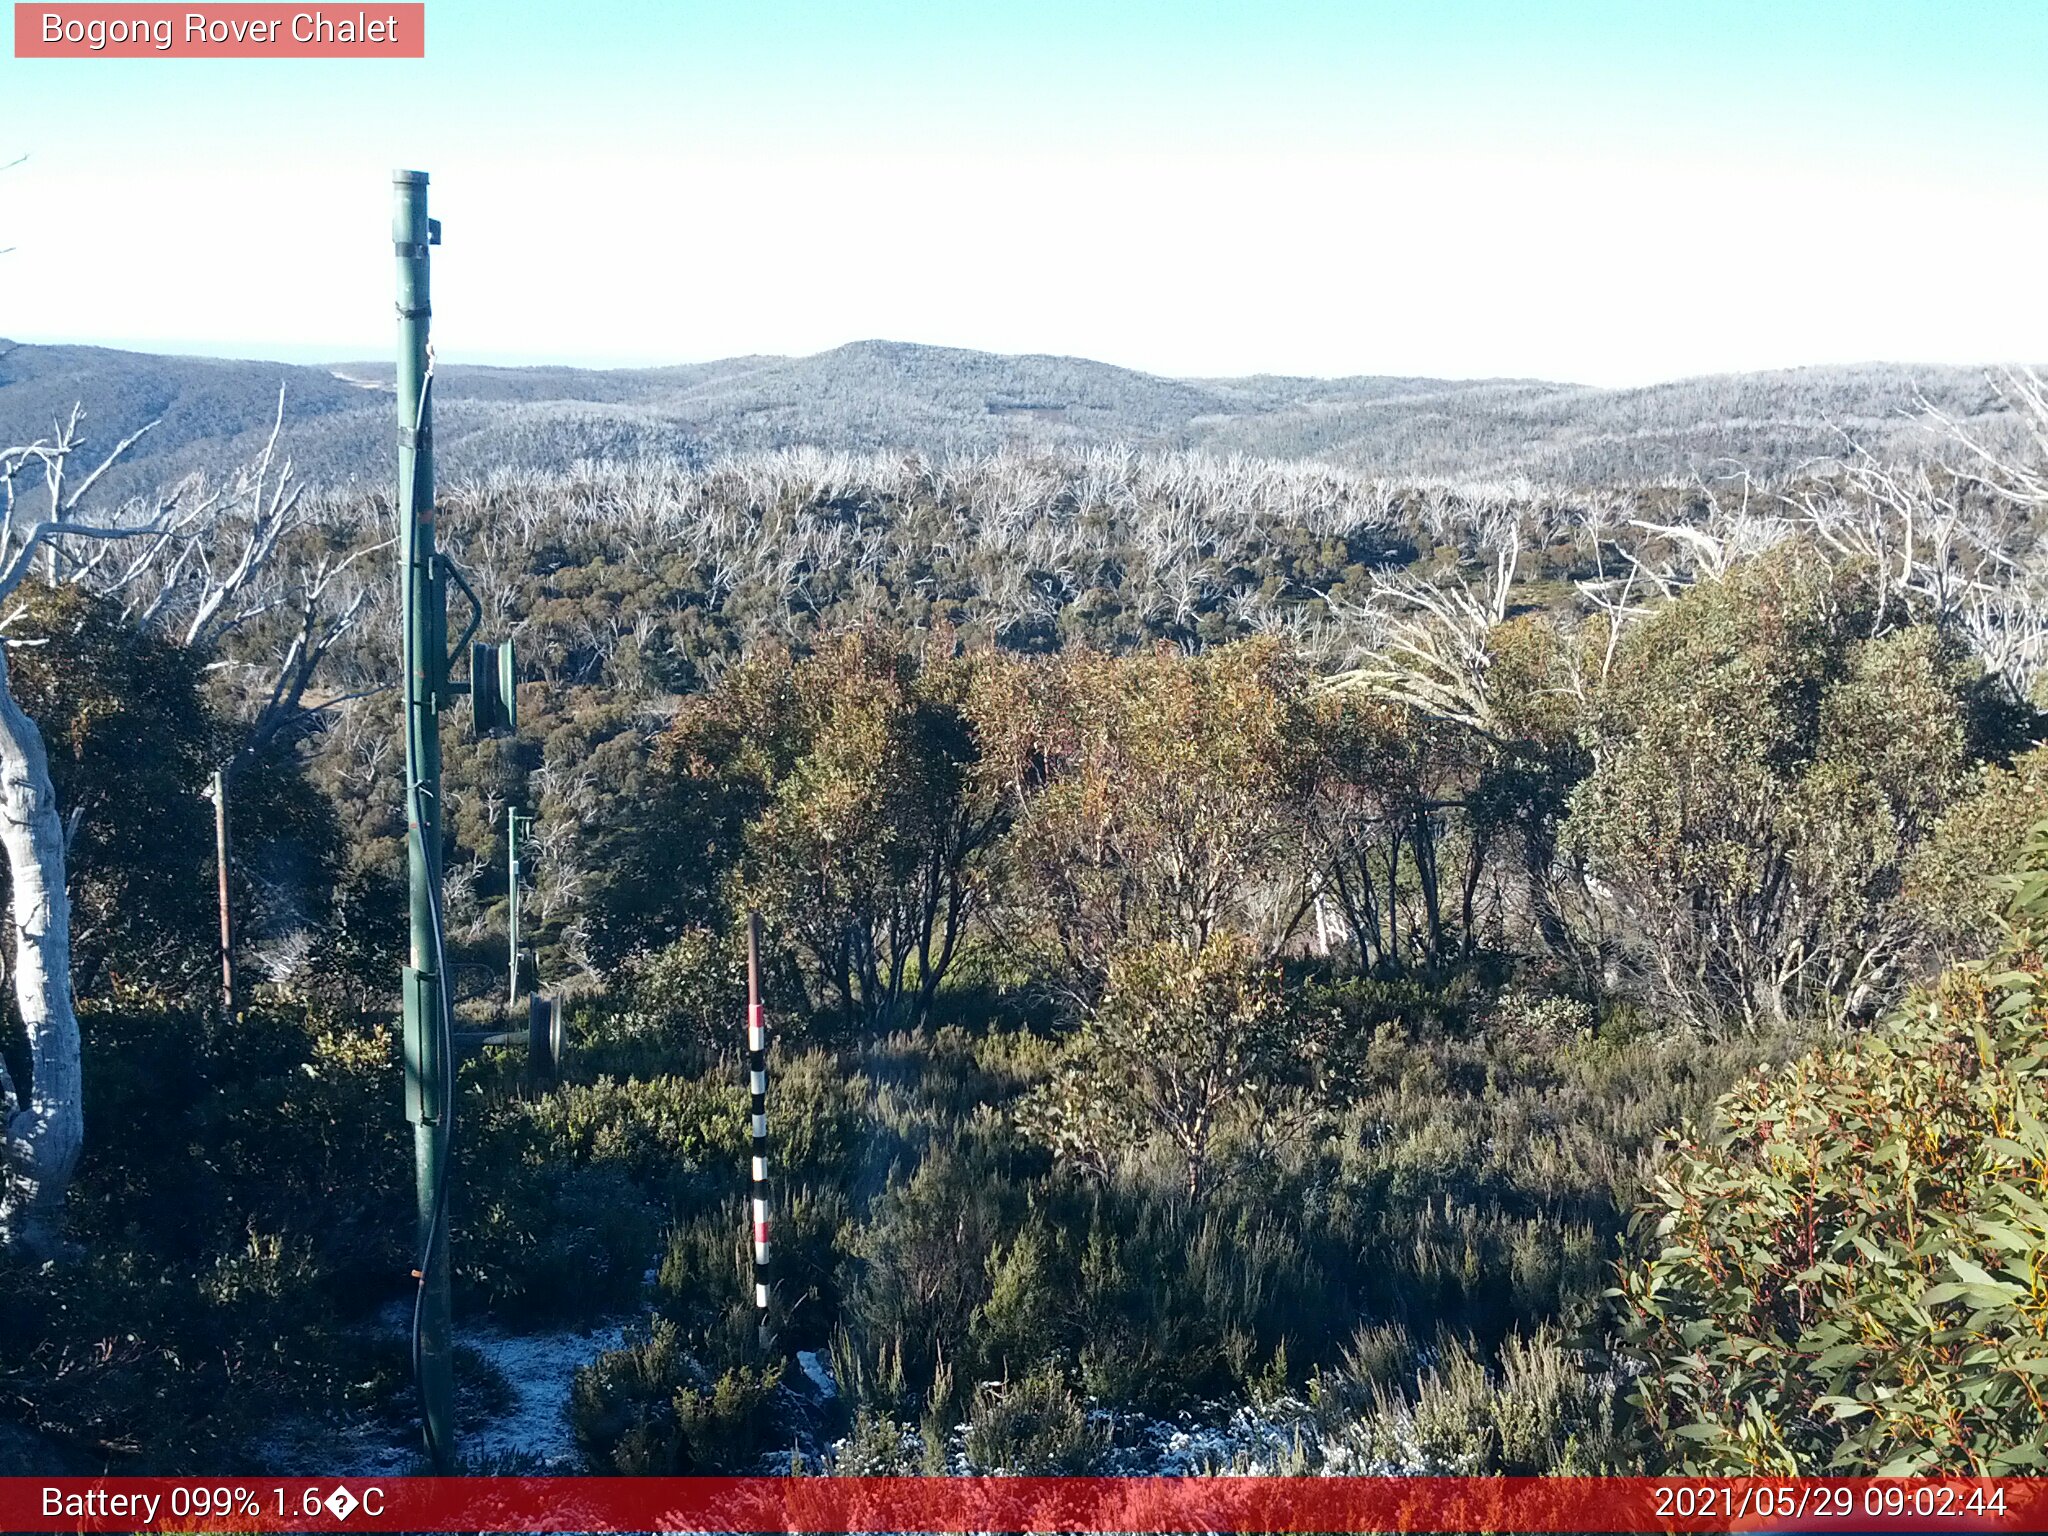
top-left (559, 957), bottom-right (1788, 1473)
top-left (0, 992), bottom-right (412, 1466)
top-left (1618, 824), bottom-right (2048, 1473)
top-left (1315, 1324), bottom-right (1629, 1474)
top-left (568, 1317), bottom-right (783, 1473)
top-left (962, 1368), bottom-right (1108, 1473)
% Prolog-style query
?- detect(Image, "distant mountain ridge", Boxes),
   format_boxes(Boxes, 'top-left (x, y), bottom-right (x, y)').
top-left (0, 336), bottom-right (2024, 500)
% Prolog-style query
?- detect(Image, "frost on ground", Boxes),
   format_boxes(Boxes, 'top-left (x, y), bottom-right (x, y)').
top-left (253, 1301), bottom-right (627, 1475)
top-left (1100, 1397), bottom-right (1333, 1476)
top-left (464, 1319), bottom-right (628, 1468)
top-left (817, 1387), bottom-right (1406, 1477)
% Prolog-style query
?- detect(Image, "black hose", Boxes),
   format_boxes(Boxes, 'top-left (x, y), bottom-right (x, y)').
top-left (407, 772), bottom-right (456, 1471)
top-left (399, 349), bottom-right (457, 1471)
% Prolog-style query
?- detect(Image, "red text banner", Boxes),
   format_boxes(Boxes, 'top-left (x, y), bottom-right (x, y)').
top-left (14, 4), bottom-right (424, 57)
top-left (2, 1476), bottom-right (2043, 1533)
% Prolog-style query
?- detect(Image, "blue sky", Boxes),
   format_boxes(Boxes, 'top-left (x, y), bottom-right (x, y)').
top-left (4, 0), bottom-right (2046, 384)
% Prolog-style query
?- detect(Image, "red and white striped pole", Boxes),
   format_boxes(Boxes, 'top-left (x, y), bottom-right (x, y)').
top-left (745, 910), bottom-right (773, 1349)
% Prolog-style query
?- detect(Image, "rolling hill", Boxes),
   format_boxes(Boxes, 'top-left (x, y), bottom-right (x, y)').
top-left (0, 336), bottom-right (2026, 501)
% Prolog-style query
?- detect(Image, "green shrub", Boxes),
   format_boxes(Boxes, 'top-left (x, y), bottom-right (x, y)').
top-left (569, 1318), bottom-right (782, 1473)
top-left (1016, 936), bottom-right (1290, 1199)
top-left (1564, 550), bottom-right (2009, 1028)
top-left (1325, 1325), bottom-right (1626, 1474)
top-left (769, 1183), bottom-right (853, 1350)
top-left (970, 1220), bottom-right (1061, 1377)
top-left (674, 1362), bottom-right (784, 1472)
top-left (1070, 1195), bottom-right (1331, 1410)
top-left (464, 1071), bottom-right (745, 1233)
top-left (840, 1145), bottom-right (1009, 1388)
top-left (0, 1235), bottom-right (414, 1470)
top-left (198, 1229), bottom-right (326, 1330)
top-left (962, 1367), bottom-right (1106, 1474)
top-left (1617, 823), bottom-right (2048, 1472)
top-left (825, 1406), bottom-right (923, 1473)
top-left (71, 994), bottom-right (410, 1280)
top-left (458, 1164), bottom-right (656, 1324)
top-left (771, 1050), bottom-right (880, 1186)
top-left (511, 1074), bottom-right (746, 1185)
top-left (1906, 744), bottom-right (2048, 963)
top-left (627, 926), bottom-right (748, 1047)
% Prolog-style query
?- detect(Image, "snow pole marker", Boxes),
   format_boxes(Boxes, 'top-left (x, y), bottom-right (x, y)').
top-left (745, 910), bottom-right (773, 1349)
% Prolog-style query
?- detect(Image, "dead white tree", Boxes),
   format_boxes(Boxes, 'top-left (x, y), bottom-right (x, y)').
top-left (1323, 527), bottom-right (1521, 735)
top-left (1914, 368), bottom-right (2048, 702)
top-left (1762, 373), bottom-right (2048, 701)
top-left (0, 416), bottom-right (199, 1255)
top-left (1926, 367), bottom-right (2048, 510)
top-left (123, 388), bottom-right (390, 757)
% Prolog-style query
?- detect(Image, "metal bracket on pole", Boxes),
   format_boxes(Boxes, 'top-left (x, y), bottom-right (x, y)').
top-left (401, 965), bottom-right (442, 1125)
top-left (528, 994), bottom-right (562, 1080)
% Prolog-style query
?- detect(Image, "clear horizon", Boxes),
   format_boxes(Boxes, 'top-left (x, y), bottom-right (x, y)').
top-left (6, 1), bottom-right (2047, 388)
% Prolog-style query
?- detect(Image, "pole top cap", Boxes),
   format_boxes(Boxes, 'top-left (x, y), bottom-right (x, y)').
top-left (393, 169), bottom-right (430, 185)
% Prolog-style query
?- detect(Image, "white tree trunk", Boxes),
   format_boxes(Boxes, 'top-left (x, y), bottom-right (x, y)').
top-left (0, 645), bottom-right (81, 1257)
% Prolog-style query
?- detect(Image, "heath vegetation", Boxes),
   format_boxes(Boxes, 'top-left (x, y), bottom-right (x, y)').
top-left (3, 368), bottom-right (2046, 1473)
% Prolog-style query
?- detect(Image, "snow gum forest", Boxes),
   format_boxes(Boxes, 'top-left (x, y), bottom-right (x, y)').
top-left (3, 346), bottom-right (2048, 1478)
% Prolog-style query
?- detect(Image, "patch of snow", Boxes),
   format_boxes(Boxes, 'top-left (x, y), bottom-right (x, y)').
top-left (464, 1319), bottom-right (627, 1469)
top-left (796, 1350), bottom-right (837, 1400)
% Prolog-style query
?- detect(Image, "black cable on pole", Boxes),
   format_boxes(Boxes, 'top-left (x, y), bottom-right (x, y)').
top-left (408, 772), bottom-right (456, 1471)
top-left (399, 342), bottom-right (455, 1472)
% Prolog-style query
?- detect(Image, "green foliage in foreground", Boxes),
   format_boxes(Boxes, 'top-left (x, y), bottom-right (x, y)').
top-left (569, 1317), bottom-right (783, 1474)
top-left (1619, 822), bottom-right (2048, 1473)
top-left (0, 996), bottom-right (413, 1465)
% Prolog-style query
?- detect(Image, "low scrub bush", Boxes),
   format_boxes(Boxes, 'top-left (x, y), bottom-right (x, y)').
top-left (962, 1367), bottom-right (1106, 1473)
top-left (1322, 1325), bottom-right (1627, 1474)
top-left (458, 1164), bottom-right (656, 1323)
top-left (569, 1318), bottom-right (783, 1473)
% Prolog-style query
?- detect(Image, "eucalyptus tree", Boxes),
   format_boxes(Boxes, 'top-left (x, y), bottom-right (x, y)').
top-left (1017, 935), bottom-right (1288, 1199)
top-left (1563, 543), bottom-right (2010, 1029)
top-left (976, 638), bottom-right (1324, 1000)
top-left (641, 626), bottom-right (1011, 1034)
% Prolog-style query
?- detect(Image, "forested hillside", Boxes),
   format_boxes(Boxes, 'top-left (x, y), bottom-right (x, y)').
top-left (3, 379), bottom-right (2047, 1476)
top-left (1, 336), bottom-right (2029, 502)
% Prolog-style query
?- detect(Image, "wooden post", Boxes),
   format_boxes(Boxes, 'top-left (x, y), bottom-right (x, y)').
top-left (210, 768), bottom-right (237, 1020)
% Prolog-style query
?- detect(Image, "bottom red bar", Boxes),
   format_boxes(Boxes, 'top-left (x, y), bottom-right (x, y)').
top-left (5, 1476), bottom-right (2042, 1533)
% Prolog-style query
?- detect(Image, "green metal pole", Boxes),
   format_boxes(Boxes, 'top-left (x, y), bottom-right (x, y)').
top-left (393, 167), bottom-right (455, 1471)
